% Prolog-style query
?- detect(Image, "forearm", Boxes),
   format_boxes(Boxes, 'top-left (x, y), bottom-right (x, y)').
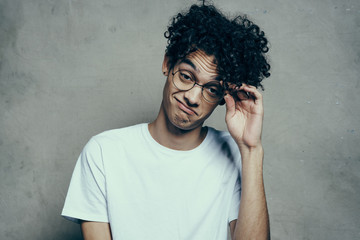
top-left (234, 146), bottom-right (270, 240)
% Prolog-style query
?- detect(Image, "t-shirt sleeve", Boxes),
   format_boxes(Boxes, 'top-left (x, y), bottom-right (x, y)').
top-left (61, 137), bottom-right (109, 223)
top-left (228, 174), bottom-right (241, 223)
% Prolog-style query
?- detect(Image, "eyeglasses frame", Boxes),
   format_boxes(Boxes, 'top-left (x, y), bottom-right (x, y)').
top-left (171, 68), bottom-right (250, 103)
top-left (171, 68), bottom-right (225, 103)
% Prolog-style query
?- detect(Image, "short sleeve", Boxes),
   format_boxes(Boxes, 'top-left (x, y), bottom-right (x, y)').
top-left (61, 137), bottom-right (109, 223)
top-left (228, 175), bottom-right (241, 223)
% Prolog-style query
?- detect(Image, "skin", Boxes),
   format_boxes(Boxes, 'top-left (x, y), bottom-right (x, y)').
top-left (81, 50), bottom-right (269, 240)
top-left (81, 221), bottom-right (112, 240)
top-left (224, 84), bottom-right (270, 240)
top-left (149, 50), bottom-right (220, 150)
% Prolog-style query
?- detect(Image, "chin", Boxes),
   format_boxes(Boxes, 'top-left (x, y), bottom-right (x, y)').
top-left (171, 115), bottom-right (203, 131)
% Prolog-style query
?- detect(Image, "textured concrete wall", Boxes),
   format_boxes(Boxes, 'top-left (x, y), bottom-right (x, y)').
top-left (0, 0), bottom-right (359, 239)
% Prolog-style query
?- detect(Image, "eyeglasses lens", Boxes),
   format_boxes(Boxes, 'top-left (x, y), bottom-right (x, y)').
top-left (173, 70), bottom-right (223, 103)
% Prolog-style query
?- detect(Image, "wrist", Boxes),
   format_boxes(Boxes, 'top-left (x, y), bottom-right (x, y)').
top-left (239, 145), bottom-right (264, 185)
top-left (237, 143), bottom-right (263, 155)
top-left (238, 144), bottom-right (264, 169)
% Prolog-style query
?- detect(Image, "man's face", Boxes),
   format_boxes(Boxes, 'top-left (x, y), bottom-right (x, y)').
top-left (161, 50), bottom-right (220, 131)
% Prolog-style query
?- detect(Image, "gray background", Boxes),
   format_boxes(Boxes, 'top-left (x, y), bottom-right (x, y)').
top-left (1, 0), bottom-right (359, 239)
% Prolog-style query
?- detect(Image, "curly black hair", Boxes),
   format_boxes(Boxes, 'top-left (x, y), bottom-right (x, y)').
top-left (164, 2), bottom-right (270, 89)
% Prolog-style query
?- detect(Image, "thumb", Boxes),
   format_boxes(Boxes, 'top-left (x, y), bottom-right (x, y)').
top-left (224, 94), bottom-right (236, 117)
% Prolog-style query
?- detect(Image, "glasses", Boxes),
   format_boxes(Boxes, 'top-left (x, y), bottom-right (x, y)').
top-left (172, 69), bottom-right (225, 103)
top-left (172, 69), bottom-right (250, 103)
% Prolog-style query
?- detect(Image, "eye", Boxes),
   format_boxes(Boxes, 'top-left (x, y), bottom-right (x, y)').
top-left (204, 84), bottom-right (222, 96)
top-left (179, 70), bottom-right (193, 82)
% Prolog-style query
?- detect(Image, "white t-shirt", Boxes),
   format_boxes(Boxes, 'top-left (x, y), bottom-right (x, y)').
top-left (62, 123), bottom-right (241, 240)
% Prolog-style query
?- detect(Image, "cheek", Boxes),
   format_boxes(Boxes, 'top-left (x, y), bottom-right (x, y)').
top-left (163, 78), bottom-right (182, 99)
top-left (162, 79), bottom-right (178, 111)
top-left (162, 78), bottom-right (172, 99)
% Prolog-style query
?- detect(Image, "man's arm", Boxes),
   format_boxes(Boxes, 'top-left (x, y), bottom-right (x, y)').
top-left (224, 84), bottom-right (270, 240)
top-left (229, 147), bottom-right (269, 240)
top-left (81, 221), bottom-right (112, 240)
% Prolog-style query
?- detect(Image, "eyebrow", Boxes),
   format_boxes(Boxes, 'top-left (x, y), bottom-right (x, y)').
top-left (179, 58), bottom-right (222, 81)
top-left (179, 58), bottom-right (197, 71)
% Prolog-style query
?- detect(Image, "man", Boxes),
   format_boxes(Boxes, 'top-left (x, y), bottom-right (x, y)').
top-left (62, 2), bottom-right (271, 240)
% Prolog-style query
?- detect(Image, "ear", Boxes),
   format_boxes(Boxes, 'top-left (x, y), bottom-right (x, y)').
top-left (162, 54), bottom-right (170, 76)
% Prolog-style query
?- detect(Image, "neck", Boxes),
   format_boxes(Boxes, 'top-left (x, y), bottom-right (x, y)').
top-left (148, 104), bottom-right (207, 151)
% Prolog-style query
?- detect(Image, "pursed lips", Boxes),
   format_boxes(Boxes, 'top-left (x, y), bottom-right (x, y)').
top-left (175, 98), bottom-right (197, 116)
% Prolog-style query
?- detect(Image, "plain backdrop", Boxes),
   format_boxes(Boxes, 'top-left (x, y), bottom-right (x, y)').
top-left (0, 0), bottom-right (359, 239)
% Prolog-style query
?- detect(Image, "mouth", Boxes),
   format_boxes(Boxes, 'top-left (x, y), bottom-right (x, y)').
top-left (175, 98), bottom-right (197, 116)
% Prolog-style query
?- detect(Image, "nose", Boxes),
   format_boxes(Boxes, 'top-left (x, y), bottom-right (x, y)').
top-left (183, 84), bottom-right (202, 106)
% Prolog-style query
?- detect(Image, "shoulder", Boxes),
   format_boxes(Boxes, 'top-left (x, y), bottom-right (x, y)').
top-left (90, 123), bottom-right (145, 144)
top-left (207, 127), bottom-right (235, 145)
top-left (206, 127), bottom-right (241, 165)
top-left (81, 123), bottom-right (146, 154)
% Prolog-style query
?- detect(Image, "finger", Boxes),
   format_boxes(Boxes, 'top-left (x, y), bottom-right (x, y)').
top-left (236, 90), bottom-right (250, 101)
top-left (225, 83), bottom-right (246, 100)
top-left (225, 82), bottom-right (240, 91)
top-left (239, 84), bottom-right (262, 102)
top-left (239, 84), bottom-right (257, 92)
top-left (224, 94), bottom-right (236, 117)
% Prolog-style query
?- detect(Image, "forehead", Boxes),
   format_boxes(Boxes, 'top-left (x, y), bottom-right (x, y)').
top-left (178, 50), bottom-right (218, 76)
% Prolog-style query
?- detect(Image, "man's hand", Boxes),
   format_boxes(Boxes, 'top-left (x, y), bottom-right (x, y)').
top-left (224, 84), bottom-right (264, 151)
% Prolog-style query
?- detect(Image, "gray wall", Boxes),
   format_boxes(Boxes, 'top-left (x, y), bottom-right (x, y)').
top-left (1, 0), bottom-right (359, 239)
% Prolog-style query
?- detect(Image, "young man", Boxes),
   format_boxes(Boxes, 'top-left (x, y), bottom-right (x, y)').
top-left (62, 3), bottom-right (271, 240)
